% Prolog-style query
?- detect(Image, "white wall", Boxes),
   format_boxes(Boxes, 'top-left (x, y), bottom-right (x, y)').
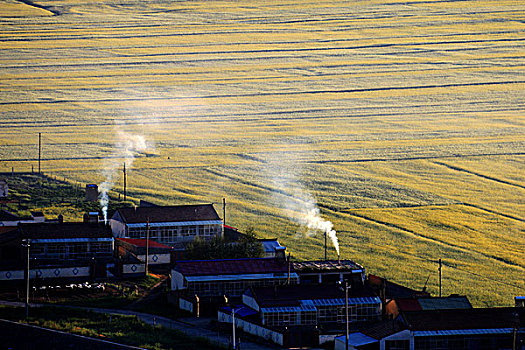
top-left (136, 253), bottom-right (170, 265)
top-left (0, 266), bottom-right (91, 281)
top-left (179, 298), bottom-right (193, 313)
top-left (122, 263), bottom-right (145, 275)
top-left (242, 293), bottom-right (260, 311)
top-left (218, 310), bottom-right (284, 346)
top-left (110, 219), bottom-right (126, 238)
top-left (171, 270), bottom-right (186, 290)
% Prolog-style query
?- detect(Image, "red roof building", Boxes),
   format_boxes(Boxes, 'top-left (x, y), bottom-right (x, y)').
top-left (171, 257), bottom-right (297, 299)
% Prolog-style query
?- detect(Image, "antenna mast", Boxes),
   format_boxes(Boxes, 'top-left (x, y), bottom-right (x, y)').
top-left (123, 162), bottom-right (126, 201)
top-left (38, 133), bottom-right (41, 174)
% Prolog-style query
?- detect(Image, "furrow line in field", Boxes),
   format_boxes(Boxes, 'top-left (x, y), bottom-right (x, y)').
top-left (2, 29), bottom-right (520, 50)
top-left (3, 151), bottom-right (523, 164)
top-left (3, 108), bottom-right (524, 129)
top-left (433, 161), bottom-right (525, 190)
top-left (2, 104), bottom-right (524, 128)
top-left (1, 37), bottom-right (523, 63)
top-left (2, 16), bottom-right (522, 40)
top-left (202, 168), bottom-right (285, 195)
top-left (1, 80), bottom-right (522, 106)
top-left (17, 0), bottom-right (60, 16)
top-left (1, 13), bottom-right (522, 39)
top-left (6, 36), bottom-right (523, 57)
top-left (0, 154), bottom-right (157, 162)
top-left (3, 61), bottom-right (523, 82)
top-left (3, 65), bottom-right (523, 88)
top-left (2, 42), bottom-right (522, 68)
top-left (308, 152), bottom-right (525, 164)
top-left (342, 210), bottom-right (525, 271)
top-left (335, 203), bottom-right (457, 212)
top-left (461, 203), bottom-right (525, 224)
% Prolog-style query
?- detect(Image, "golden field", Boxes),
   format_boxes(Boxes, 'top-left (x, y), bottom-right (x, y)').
top-left (0, 0), bottom-right (523, 306)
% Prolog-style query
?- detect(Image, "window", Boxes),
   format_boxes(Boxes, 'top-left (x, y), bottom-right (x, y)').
top-left (30, 244), bottom-right (45, 257)
top-left (68, 243), bottom-right (88, 258)
top-left (300, 311), bottom-right (317, 325)
top-left (90, 242), bottom-right (112, 256)
top-left (264, 311), bottom-right (298, 326)
top-left (385, 340), bottom-right (409, 350)
top-left (47, 244), bottom-right (66, 258)
top-left (319, 306), bottom-right (338, 323)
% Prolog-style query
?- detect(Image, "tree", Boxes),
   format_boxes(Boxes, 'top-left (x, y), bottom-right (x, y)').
top-left (184, 227), bottom-right (264, 260)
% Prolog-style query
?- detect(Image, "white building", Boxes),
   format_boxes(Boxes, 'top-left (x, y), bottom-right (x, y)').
top-left (110, 204), bottom-right (223, 247)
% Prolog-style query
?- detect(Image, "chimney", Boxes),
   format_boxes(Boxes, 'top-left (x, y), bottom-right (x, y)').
top-left (85, 184), bottom-right (98, 201)
top-left (84, 212), bottom-right (101, 224)
top-left (275, 246), bottom-right (286, 261)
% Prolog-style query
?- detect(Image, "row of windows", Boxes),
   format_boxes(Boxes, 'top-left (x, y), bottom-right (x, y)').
top-left (260, 303), bottom-right (381, 327)
top-left (188, 277), bottom-right (296, 297)
top-left (128, 224), bottom-right (221, 243)
top-left (264, 311), bottom-right (317, 326)
top-left (414, 334), bottom-right (513, 350)
top-left (317, 304), bottom-right (381, 323)
top-left (31, 242), bottom-right (112, 259)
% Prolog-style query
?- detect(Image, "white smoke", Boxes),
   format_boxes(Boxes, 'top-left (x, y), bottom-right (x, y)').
top-left (266, 150), bottom-right (340, 257)
top-left (99, 130), bottom-right (151, 223)
top-left (300, 206), bottom-right (340, 257)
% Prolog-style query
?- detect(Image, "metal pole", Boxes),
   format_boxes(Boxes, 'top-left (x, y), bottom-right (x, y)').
top-left (324, 231), bottom-right (327, 261)
top-left (38, 133), bottom-right (41, 174)
top-left (145, 218), bottom-right (149, 276)
top-left (513, 327), bottom-right (517, 350)
top-left (24, 239), bottom-right (30, 318)
top-left (123, 163), bottom-right (126, 201)
top-left (232, 308), bottom-right (236, 350)
top-left (438, 259), bottom-right (442, 297)
top-left (222, 198), bottom-right (226, 227)
top-left (345, 281), bottom-right (349, 350)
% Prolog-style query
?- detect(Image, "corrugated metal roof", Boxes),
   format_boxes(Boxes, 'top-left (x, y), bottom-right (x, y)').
top-left (401, 307), bottom-right (524, 330)
top-left (20, 222), bottom-right (113, 240)
top-left (417, 296), bottom-right (472, 310)
top-left (32, 238), bottom-right (113, 243)
top-left (336, 333), bottom-right (378, 347)
top-left (173, 257), bottom-right (291, 276)
top-left (262, 306), bottom-right (302, 313)
top-left (414, 328), bottom-right (514, 337)
top-left (115, 204), bottom-right (220, 224)
top-left (312, 296), bottom-right (381, 306)
top-left (221, 305), bottom-right (258, 318)
top-left (117, 238), bottom-right (174, 249)
top-left (185, 272), bottom-right (298, 282)
top-left (127, 220), bottom-right (222, 228)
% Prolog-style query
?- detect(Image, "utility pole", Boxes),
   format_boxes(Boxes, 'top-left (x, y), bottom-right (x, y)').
top-left (123, 163), bottom-right (126, 201)
top-left (22, 239), bottom-right (30, 318)
top-left (145, 218), bottom-right (150, 276)
top-left (38, 133), bottom-right (41, 174)
top-left (232, 308), bottom-right (236, 349)
top-left (324, 231), bottom-right (327, 261)
top-left (345, 280), bottom-right (349, 350)
top-left (438, 258), bottom-right (442, 297)
top-left (222, 198), bottom-right (226, 227)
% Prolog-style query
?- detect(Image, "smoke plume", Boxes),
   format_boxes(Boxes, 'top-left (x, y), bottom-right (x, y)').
top-left (99, 130), bottom-right (151, 222)
top-left (266, 150), bottom-right (340, 257)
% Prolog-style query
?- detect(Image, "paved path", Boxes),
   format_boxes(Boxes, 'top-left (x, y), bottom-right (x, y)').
top-left (0, 300), bottom-right (279, 350)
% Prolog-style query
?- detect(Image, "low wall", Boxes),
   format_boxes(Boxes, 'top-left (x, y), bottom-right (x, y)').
top-left (0, 266), bottom-right (90, 281)
top-left (218, 310), bottom-right (284, 346)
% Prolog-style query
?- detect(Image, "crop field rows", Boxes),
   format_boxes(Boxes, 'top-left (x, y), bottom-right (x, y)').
top-left (0, 0), bottom-right (523, 306)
